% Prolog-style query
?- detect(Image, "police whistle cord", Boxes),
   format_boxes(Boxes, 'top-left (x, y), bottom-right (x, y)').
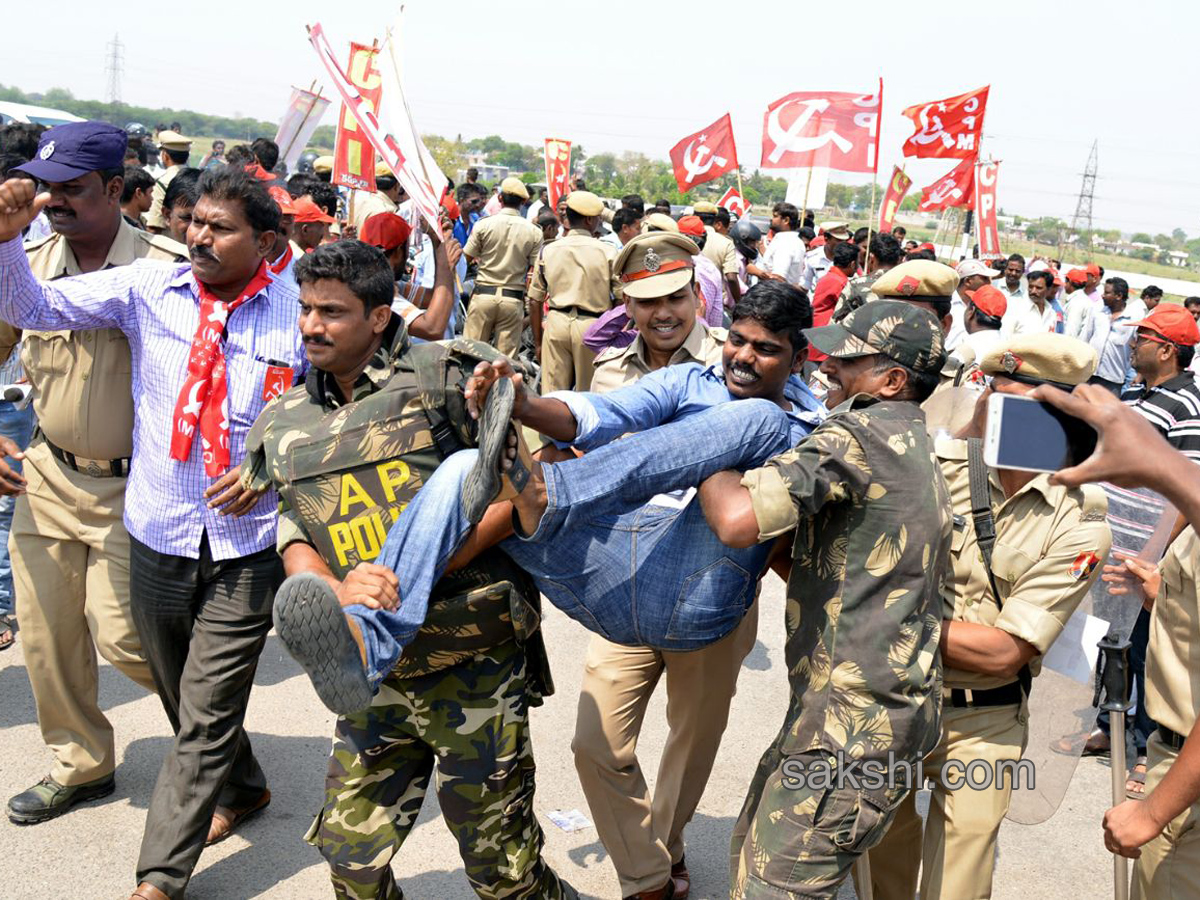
top-left (1095, 630), bottom-right (1132, 900)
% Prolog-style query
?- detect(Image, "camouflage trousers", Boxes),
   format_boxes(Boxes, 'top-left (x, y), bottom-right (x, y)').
top-left (729, 735), bottom-right (910, 899)
top-left (304, 639), bottom-right (576, 900)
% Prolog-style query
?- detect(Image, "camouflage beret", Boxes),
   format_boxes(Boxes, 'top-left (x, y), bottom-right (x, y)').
top-left (980, 334), bottom-right (1098, 388)
top-left (872, 260), bottom-right (959, 299)
top-left (807, 299), bottom-right (947, 374)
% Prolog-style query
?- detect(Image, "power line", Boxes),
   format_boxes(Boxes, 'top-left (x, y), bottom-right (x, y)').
top-left (104, 34), bottom-right (124, 105)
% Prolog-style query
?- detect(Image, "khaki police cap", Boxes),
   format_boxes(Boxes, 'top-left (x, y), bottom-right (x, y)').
top-left (692, 200), bottom-right (719, 214)
top-left (641, 212), bottom-right (680, 233)
top-left (565, 190), bottom-right (603, 216)
top-left (376, 160), bottom-right (394, 177)
top-left (157, 130), bottom-right (192, 151)
top-left (614, 231), bottom-right (698, 300)
top-left (980, 334), bottom-right (1098, 388)
top-left (872, 259), bottom-right (959, 299)
top-left (313, 155), bottom-right (334, 174)
top-left (820, 220), bottom-right (851, 239)
top-left (500, 176), bottom-right (530, 200)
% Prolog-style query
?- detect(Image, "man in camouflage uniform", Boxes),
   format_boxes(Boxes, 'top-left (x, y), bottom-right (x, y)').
top-left (695, 300), bottom-right (953, 899)
top-left (242, 239), bottom-right (574, 900)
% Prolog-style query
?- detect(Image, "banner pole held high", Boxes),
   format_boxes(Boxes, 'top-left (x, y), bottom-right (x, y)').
top-left (736, 167), bottom-right (745, 208)
top-left (801, 165), bottom-right (814, 223)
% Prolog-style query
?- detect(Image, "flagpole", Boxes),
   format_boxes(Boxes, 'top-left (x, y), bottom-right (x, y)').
top-left (801, 165), bottom-right (814, 223)
top-left (736, 167), bottom-right (745, 207)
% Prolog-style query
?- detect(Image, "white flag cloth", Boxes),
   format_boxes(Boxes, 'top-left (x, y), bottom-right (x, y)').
top-left (274, 88), bottom-right (330, 174)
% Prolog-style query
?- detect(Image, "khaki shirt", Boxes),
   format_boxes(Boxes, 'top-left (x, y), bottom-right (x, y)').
top-left (935, 437), bottom-right (1111, 690)
top-left (463, 208), bottom-right (543, 291)
top-left (527, 231), bottom-right (620, 314)
top-left (145, 164), bottom-right (183, 230)
top-left (590, 319), bottom-right (725, 393)
top-left (702, 227), bottom-right (738, 276)
top-left (1147, 526), bottom-right (1200, 736)
top-left (351, 190), bottom-right (397, 231)
top-left (10, 222), bottom-right (188, 460)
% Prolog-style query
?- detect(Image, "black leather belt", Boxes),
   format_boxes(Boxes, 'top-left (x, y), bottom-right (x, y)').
top-left (476, 286), bottom-right (525, 300)
top-left (549, 305), bottom-right (600, 318)
top-left (42, 434), bottom-right (130, 478)
top-left (1158, 724), bottom-right (1187, 751)
top-left (946, 681), bottom-right (1024, 708)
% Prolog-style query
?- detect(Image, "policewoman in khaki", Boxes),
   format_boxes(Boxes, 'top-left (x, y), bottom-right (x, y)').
top-left (527, 190), bottom-right (620, 393)
top-left (867, 334), bottom-right (1112, 900)
top-left (463, 176), bottom-right (543, 357)
top-left (144, 129), bottom-right (192, 232)
top-left (2, 122), bottom-right (186, 826)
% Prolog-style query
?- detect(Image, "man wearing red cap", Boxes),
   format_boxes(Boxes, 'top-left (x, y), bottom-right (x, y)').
top-left (291, 196), bottom-right (334, 253)
top-left (677, 215), bottom-right (725, 327)
top-left (1063, 268), bottom-right (1098, 342)
top-left (954, 283), bottom-right (1007, 365)
top-left (1084, 261), bottom-right (1104, 307)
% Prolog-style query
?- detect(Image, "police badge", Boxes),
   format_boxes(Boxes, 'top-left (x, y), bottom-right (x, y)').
top-left (643, 247), bottom-right (661, 273)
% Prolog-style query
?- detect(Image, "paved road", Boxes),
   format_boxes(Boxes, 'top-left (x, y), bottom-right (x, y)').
top-left (0, 574), bottom-right (1119, 899)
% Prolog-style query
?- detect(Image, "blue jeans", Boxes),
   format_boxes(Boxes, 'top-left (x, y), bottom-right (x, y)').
top-left (350, 398), bottom-right (796, 688)
top-left (0, 401), bottom-right (34, 616)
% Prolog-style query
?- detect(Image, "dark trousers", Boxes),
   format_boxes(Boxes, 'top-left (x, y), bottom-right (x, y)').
top-left (1098, 605), bottom-right (1156, 756)
top-left (129, 533), bottom-right (282, 899)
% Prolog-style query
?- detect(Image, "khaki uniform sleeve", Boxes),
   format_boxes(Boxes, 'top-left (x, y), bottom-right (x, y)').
top-left (145, 179), bottom-right (168, 230)
top-left (0, 320), bottom-right (21, 367)
top-left (741, 423), bottom-right (871, 541)
top-left (527, 230), bottom-right (544, 271)
top-left (720, 238), bottom-right (738, 276)
top-left (993, 497), bottom-right (1112, 654)
top-left (609, 247), bottom-right (624, 303)
top-left (527, 252), bottom-right (548, 304)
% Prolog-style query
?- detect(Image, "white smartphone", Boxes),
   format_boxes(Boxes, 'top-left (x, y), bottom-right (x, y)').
top-left (983, 393), bottom-right (1098, 473)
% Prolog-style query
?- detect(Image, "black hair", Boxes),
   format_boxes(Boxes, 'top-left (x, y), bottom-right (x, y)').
top-left (224, 144), bottom-right (255, 167)
top-left (287, 173), bottom-right (316, 200)
top-left (163, 147), bottom-right (190, 166)
top-left (1006, 253), bottom-right (1025, 268)
top-left (121, 165), bottom-right (154, 202)
top-left (1110, 276), bottom-right (1129, 300)
top-left (772, 201), bottom-right (799, 229)
top-left (892, 226), bottom-right (907, 238)
top-left (1026, 270), bottom-right (1053, 289)
top-left (872, 356), bottom-right (939, 402)
top-left (927, 297), bottom-right (952, 319)
top-left (0, 153), bottom-right (31, 180)
top-left (500, 190), bottom-right (524, 209)
top-left (655, 198), bottom-right (670, 209)
top-left (906, 249), bottom-right (937, 262)
top-left (620, 194), bottom-right (645, 216)
top-left (869, 232), bottom-right (902, 266)
top-left (969, 305), bottom-right (1003, 330)
top-left (466, 167), bottom-right (478, 179)
top-left (536, 209), bottom-right (560, 229)
top-left (1185, 296), bottom-right (1200, 309)
top-left (573, 178), bottom-right (587, 191)
top-left (375, 174), bottom-right (399, 193)
top-left (696, 211), bottom-right (716, 226)
top-left (611, 208), bottom-right (639, 232)
top-left (197, 164), bottom-right (280, 234)
top-left (566, 207), bottom-right (591, 229)
top-left (715, 207), bottom-right (731, 227)
top-left (1098, 266), bottom-right (1105, 278)
top-left (456, 182), bottom-right (487, 203)
top-left (97, 166), bottom-right (125, 188)
top-left (170, 121), bottom-right (181, 131)
top-left (797, 226), bottom-right (816, 243)
top-left (730, 280), bottom-right (812, 352)
top-left (294, 240), bottom-right (395, 313)
top-left (163, 167), bottom-right (201, 212)
top-left (1178, 345), bottom-right (1196, 369)
top-left (0, 123), bottom-right (46, 160)
top-left (250, 138), bottom-right (279, 171)
top-left (1143, 285), bottom-right (1164, 300)
top-left (306, 183), bottom-right (339, 218)
top-left (832, 241), bottom-right (859, 269)
top-left (852, 226), bottom-right (870, 246)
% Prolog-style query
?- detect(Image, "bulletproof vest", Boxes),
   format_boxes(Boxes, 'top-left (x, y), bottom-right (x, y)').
top-left (261, 338), bottom-right (544, 680)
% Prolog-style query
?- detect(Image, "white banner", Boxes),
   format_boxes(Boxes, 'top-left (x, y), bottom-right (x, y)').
top-left (785, 166), bottom-right (828, 211)
top-left (308, 21), bottom-right (447, 231)
top-left (274, 87), bottom-right (331, 174)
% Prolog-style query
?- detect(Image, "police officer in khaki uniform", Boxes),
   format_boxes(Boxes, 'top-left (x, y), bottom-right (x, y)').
top-left (463, 176), bottom-right (543, 356)
top-left (144, 129), bottom-right (192, 232)
top-left (867, 334), bottom-right (1112, 900)
top-left (349, 161), bottom-right (406, 231)
top-left (3, 122), bottom-right (186, 825)
top-left (693, 200), bottom-right (740, 309)
top-left (527, 190), bottom-right (621, 393)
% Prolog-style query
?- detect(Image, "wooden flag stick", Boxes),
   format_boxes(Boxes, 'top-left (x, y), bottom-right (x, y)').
top-left (801, 165), bottom-right (814, 223)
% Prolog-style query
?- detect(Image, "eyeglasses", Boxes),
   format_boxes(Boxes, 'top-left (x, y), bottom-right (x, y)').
top-left (1135, 331), bottom-right (1180, 351)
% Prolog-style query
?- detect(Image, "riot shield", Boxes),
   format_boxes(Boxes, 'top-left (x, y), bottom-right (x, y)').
top-left (922, 383), bottom-right (983, 439)
top-left (1006, 485), bottom-right (1172, 824)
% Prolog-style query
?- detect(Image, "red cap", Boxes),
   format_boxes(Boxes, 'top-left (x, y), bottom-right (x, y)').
top-left (677, 215), bottom-right (705, 237)
top-left (965, 284), bottom-right (1008, 318)
top-left (810, 235), bottom-right (826, 248)
top-left (267, 186), bottom-right (295, 216)
top-left (441, 193), bottom-right (460, 220)
top-left (1085, 262), bottom-right (1101, 276)
top-left (244, 163), bottom-right (275, 182)
top-left (1066, 268), bottom-right (1087, 286)
top-left (918, 241), bottom-right (935, 252)
top-left (1133, 304), bottom-right (1200, 346)
top-left (361, 213), bottom-right (412, 252)
top-left (292, 196), bottom-right (335, 224)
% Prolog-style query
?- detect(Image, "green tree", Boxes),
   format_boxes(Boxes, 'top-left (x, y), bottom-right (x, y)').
top-left (1131, 232), bottom-right (1153, 244)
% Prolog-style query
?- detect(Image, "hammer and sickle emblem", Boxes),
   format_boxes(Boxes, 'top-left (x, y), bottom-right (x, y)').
top-left (681, 138), bottom-right (727, 186)
top-left (766, 97), bottom-right (853, 164)
top-left (911, 105), bottom-right (957, 149)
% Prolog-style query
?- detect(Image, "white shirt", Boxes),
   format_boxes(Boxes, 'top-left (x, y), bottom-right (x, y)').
top-left (1000, 296), bottom-right (1057, 339)
top-left (762, 231), bottom-right (806, 286)
top-left (1063, 288), bottom-right (1098, 343)
top-left (801, 246), bottom-right (833, 292)
top-left (953, 328), bottom-right (1003, 365)
top-left (993, 279), bottom-right (1027, 304)
top-left (525, 200), bottom-right (545, 222)
top-left (946, 294), bottom-right (968, 353)
top-left (599, 230), bottom-right (623, 252)
top-left (1093, 308), bottom-right (1136, 384)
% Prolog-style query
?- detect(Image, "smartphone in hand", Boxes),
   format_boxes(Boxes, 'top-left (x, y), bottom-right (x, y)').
top-left (984, 393), bottom-right (1098, 473)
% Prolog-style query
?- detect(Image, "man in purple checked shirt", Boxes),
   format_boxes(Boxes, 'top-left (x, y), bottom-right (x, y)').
top-left (0, 167), bottom-right (306, 900)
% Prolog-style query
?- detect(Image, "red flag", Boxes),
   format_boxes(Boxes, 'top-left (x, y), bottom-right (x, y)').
top-left (669, 114), bottom-right (738, 193)
top-left (901, 86), bottom-right (989, 159)
top-left (717, 186), bottom-right (749, 218)
top-left (331, 42), bottom-right (382, 192)
top-left (760, 82), bottom-right (881, 173)
top-left (544, 138), bottom-right (572, 212)
top-left (917, 158), bottom-right (976, 212)
top-left (975, 161), bottom-right (1001, 257)
top-left (878, 166), bottom-right (913, 233)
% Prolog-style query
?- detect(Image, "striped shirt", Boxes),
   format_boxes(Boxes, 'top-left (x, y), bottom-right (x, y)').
top-left (1121, 372), bottom-right (1200, 463)
top-left (0, 236), bottom-right (306, 561)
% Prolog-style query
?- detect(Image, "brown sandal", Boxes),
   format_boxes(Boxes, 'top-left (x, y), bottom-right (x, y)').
top-left (205, 788), bottom-right (271, 845)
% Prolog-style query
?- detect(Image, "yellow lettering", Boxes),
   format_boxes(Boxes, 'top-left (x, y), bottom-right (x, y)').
top-left (378, 460), bottom-right (411, 503)
top-left (330, 522), bottom-right (355, 569)
top-left (351, 513), bottom-right (383, 561)
top-left (349, 49), bottom-right (382, 92)
top-left (339, 473), bottom-right (373, 516)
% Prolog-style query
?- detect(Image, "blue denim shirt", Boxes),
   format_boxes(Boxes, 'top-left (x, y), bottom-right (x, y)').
top-left (550, 363), bottom-right (826, 451)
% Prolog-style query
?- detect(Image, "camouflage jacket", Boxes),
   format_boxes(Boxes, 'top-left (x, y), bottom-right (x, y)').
top-left (831, 269), bottom-right (885, 322)
top-left (740, 395), bottom-right (952, 763)
top-left (244, 316), bottom-right (552, 694)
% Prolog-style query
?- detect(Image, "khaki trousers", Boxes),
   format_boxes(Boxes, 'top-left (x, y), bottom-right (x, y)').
top-left (1133, 733), bottom-right (1200, 899)
top-left (464, 290), bottom-right (524, 358)
top-left (572, 601), bottom-right (759, 896)
top-left (10, 439), bottom-right (155, 785)
top-left (866, 702), bottom-right (1027, 900)
top-left (541, 309), bottom-right (599, 394)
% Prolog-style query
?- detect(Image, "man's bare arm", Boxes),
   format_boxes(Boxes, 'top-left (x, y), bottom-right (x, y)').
top-left (698, 470), bottom-right (761, 548)
top-left (939, 621), bottom-right (1039, 680)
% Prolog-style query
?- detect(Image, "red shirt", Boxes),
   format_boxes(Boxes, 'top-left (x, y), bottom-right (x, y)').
top-left (809, 267), bottom-right (850, 362)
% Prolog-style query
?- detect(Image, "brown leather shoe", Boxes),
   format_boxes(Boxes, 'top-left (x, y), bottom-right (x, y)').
top-left (671, 856), bottom-right (691, 900)
top-left (623, 880), bottom-right (675, 900)
top-left (205, 788), bottom-right (271, 845)
top-left (129, 883), bottom-right (170, 900)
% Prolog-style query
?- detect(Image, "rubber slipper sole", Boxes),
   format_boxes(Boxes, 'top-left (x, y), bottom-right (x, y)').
top-left (462, 377), bottom-right (515, 524)
top-left (273, 573), bottom-right (373, 716)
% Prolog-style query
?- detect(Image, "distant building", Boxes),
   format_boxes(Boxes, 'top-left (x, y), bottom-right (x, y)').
top-left (1168, 250), bottom-right (1189, 267)
top-left (460, 152), bottom-right (511, 185)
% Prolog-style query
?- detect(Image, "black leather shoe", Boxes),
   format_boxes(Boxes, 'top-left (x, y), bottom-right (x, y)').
top-left (7, 773), bottom-right (115, 824)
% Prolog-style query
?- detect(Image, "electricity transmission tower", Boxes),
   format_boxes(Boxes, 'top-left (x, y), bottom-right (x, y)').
top-left (104, 34), bottom-right (124, 104)
top-left (1067, 140), bottom-right (1098, 260)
